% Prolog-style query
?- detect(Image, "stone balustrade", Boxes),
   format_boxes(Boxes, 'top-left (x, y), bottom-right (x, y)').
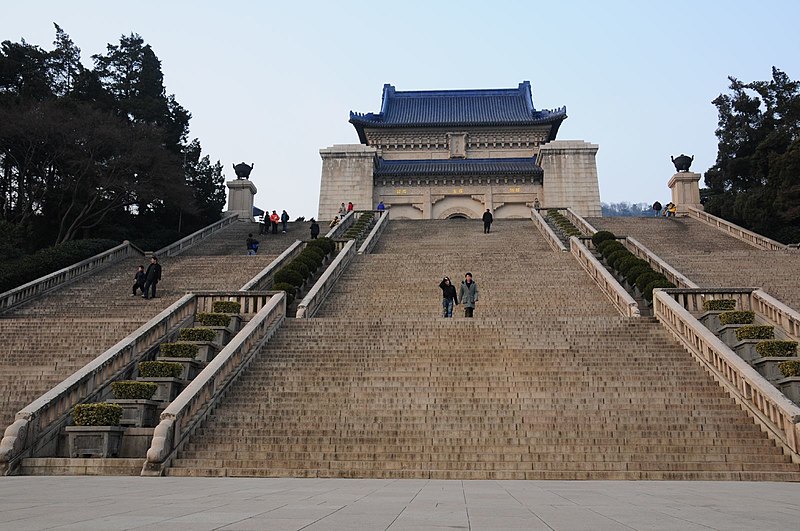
top-left (0, 294), bottom-right (196, 474)
top-left (239, 241), bottom-right (305, 291)
top-left (153, 213), bottom-right (239, 257)
top-left (569, 236), bottom-right (640, 317)
top-left (296, 239), bottom-right (357, 318)
top-left (623, 237), bottom-right (698, 289)
top-left (531, 208), bottom-right (567, 252)
top-left (193, 291), bottom-right (281, 319)
top-left (654, 288), bottom-right (800, 460)
top-left (324, 210), bottom-right (356, 240)
top-left (142, 292), bottom-right (285, 476)
top-left (358, 212), bottom-right (389, 255)
top-left (687, 207), bottom-right (792, 252)
top-left (0, 241), bottom-right (146, 315)
top-left (564, 207), bottom-right (598, 235)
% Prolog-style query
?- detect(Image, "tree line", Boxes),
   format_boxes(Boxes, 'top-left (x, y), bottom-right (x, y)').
top-left (704, 67), bottom-right (800, 244)
top-left (0, 25), bottom-right (226, 259)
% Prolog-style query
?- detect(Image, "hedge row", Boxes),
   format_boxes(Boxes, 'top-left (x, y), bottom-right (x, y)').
top-left (756, 340), bottom-right (798, 358)
top-left (343, 212), bottom-right (375, 240)
top-left (178, 327), bottom-right (216, 342)
top-left (272, 238), bottom-right (335, 305)
top-left (72, 402), bottom-right (123, 426)
top-left (111, 381), bottom-right (158, 400)
top-left (719, 311), bottom-right (755, 325)
top-left (547, 210), bottom-right (582, 237)
top-left (159, 342), bottom-right (199, 358)
top-left (735, 325), bottom-right (774, 341)
top-left (703, 299), bottom-right (737, 312)
top-left (138, 361), bottom-right (183, 378)
top-left (780, 360), bottom-right (800, 377)
top-left (196, 312), bottom-right (232, 327)
top-left (593, 231), bottom-right (675, 302)
top-left (212, 301), bottom-right (241, 314)
top-left (0, 238), bottom-right (118, 293)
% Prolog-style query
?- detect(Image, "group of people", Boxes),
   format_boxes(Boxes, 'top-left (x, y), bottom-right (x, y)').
top-left (132, 256), bottom-right (162, 299)
top-left (652, 201), bottom-right (677, 217)
top-left (259, 210), bottom-right (290, 235)
top-left (438, 273), bottom-right (479, 318)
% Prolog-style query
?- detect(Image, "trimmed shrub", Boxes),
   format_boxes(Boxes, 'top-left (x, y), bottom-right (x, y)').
top-left (755, 340), bottom-right (798, 358)
top-left (294, 254), bottom-right (318, 272)
top-left (274, 268), bottom-right (304, 288)
top-left (612, 254), bottom-right (639, 273)
top-left (308, 237), bottom-right (334, 254)
top-left (197, 312), bottom-right (232, 327)
top-left (735, 325), bottom-right (775, 341)
top-left (303, 245), bottom-right (326, 260)
top-left (779, 360), bottom-right (800, 377)
top-left (636, 271), bottom-right (666, 293)
top-left (111, 381), bottom-right (158, 400)
top-left (618, 258), bottom-right (648, 277)
top-left (643, 279), bottom-right (675, 302)
top-left (625, 264), bottom-right (652, 284)
top-left (286, 261), bottom-right (310, 279)
top-left (596, 239), bottom-right (620, 254)
top-left (212, 301), bottom-right (241, 314)
top-left (159, 343), bottom-right (199, 358)
top-left (600, 241), bottom-right (626, 258)
top-left (72, 403), bottom-right (123, 426)
top-left (138, 361), bottom-right (183, 378)
top-left (591, 231), bottom-right (616, 247)
top-left (718, 311), bottom-right (755, 326)
top-left (273, 282), bottom-right (296, 305)
top-left (702, 299), bottom-right (736, 312)
top-left (606, 249), bottom-right (632, 269)
top-left (300, 249), bottom-right (324, 268)
top-left (178, 327), bottom-right (216, 342)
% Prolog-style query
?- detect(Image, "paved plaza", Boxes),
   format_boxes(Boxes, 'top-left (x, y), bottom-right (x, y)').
top-left (0, 477), bottom-right (798, 530)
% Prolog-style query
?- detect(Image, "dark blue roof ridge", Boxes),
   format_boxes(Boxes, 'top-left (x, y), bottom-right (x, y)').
top-left (374, 157), bottom-right (543, 178)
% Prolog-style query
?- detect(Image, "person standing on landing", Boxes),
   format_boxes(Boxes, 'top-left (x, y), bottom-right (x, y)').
top-left (143, 256), bottom-right (162, 299)
top-left (280, 210), bottom-right (289, 233)
top-left (309, 218), bottom-right (320, 239)
top-left (458, 272), bottom-right (479, 318)
top-left (482, 209), bottom-right (493, 233)
top-left (439, 276), bottom-right (458, 318)
top-left (270, 210), bottom-right (280, 234)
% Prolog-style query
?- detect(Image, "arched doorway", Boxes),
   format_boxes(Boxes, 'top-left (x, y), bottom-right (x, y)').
top-left (447, 214), bottom-right (468, 219)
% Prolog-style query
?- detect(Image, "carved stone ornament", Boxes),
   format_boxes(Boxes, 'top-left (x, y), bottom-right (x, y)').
top-left (671, 154), bottom-right (694, 172)
top-left (232, 162), bottom-right (254, 179)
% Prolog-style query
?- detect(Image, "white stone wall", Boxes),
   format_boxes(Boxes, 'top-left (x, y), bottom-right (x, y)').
top-left (318, 145), bottom-right (377, 222)
top-left (539, 141), bottom-right (602, 217)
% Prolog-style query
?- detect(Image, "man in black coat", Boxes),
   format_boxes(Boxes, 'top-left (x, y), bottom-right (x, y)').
top-left (143, 256), bottom-right (162, 299)
top-left (482, 209), bottom-right (493, 233)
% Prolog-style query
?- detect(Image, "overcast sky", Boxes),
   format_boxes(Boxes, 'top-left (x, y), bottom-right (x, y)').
top-left (3, 1), bottom-right (798, 217)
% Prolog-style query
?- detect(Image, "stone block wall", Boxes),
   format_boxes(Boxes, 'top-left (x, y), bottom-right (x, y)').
top-left (318, 145), bottom-right (377, 222)
top-left (539, 140), bottom-right (602, 217)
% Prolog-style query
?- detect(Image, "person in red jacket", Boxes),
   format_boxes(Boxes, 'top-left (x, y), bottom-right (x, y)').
top-left (269, 210), bottom-right (280, 234)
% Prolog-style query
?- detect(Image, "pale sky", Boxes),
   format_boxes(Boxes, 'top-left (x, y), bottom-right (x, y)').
top-left (2, 1), bottom-right (798, 218)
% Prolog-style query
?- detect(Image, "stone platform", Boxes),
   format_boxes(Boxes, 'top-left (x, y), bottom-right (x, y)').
top-left (0, 477), bottom-right (798, 530)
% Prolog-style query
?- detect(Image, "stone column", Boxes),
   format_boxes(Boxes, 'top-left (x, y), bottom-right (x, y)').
top-left (668, 172), bottom-right (703, 214)
top-left (539, 140), bottom-right (602, 216)
top-left (318, 144), bottom-right (377, 221)
top-left (226, 179), bottom-right (257, 221)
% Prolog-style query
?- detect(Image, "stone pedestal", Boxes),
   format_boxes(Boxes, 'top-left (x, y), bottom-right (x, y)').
top-left (226, 179), bottom-right (258, 221)
top-left (539, 140), bottom-right (602, 217)
top-left (668, 172), bottom-right (703, 214)
top-left (318, 145), bottom-right (377, 222)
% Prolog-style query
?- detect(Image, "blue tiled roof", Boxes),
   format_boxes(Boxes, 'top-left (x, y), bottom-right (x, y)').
top-left (350, 81), bottom-right (566, 143)
top-left (374, 157), bottom-right (542, 178)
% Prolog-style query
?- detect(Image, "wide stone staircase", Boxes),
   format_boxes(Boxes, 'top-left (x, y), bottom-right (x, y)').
top-left (168, 219), bottom-right (800, 480)
top-left (589, 216), bottom-right (800, 310)
top-left (0, 221), bottom-right (301, 431)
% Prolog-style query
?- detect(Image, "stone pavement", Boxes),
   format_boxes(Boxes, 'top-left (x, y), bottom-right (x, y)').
top-left (0, 478), bottom-right (798, 530)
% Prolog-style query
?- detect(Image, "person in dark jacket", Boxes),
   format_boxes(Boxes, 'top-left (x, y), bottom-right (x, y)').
top-left (143, 256), bottom-right (162, 299)
top-left (280, 210), bottom-right (289, 233)
top-left (482, 209), bottom-right (493, 233)
top-left (458, 272), bottom-right (479, 317)
top-left (652, 201), bottom-right (662, 217)
top-left (309, 218), bottom-right (320, 239)
top-left (439, 276), bottom-right (458, 318)
top-left (246, 233), bottom-right (259, 255)
top-left (131, 265), bottom-right (146, 296)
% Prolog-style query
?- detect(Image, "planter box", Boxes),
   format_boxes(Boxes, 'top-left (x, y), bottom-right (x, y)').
top-left (777, 377), bottom-right (800, 405)
top-left (136, 377), bottom-right (185, 403)
top-left (753, 357), bottom-right (800, 383)
top-left (155, 357), bottom-right (205, 380)
top-left (718, 324), bottom-right (747, 346)
top-left (732, 340), bottom-right (762, 364)
top-left (195, 315), bottom-right (241, 335)
top-left (699, 311), bottom-right (725, 334)
top-left (65, 426), bottom-right (125, 458)
top-left (107, 399), bottom-right (160, 427)
top-left (167, 341), bottom-right (219, 363)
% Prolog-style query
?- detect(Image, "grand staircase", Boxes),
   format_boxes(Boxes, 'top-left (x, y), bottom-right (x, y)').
top-left (589, 216), bottom-right (800, 309)
top-left (168, 220), bottom-right (800, 480)
top-left (0, 221), bottom-right (302, 430)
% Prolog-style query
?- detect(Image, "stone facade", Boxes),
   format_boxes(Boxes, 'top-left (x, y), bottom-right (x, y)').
top-left (318, 82), bottom-right (602, 221)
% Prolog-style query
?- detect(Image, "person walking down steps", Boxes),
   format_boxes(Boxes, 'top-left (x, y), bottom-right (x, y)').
top-left (143, 256), bottom-right (162, 300)
top-left (458, 272), bottom-right (479, 318)
top-left (482, 209), bottom-right (493, 233)
top-left (439, 276), bottom-right (459, 318)
top-left (131, 265), bottom-right (146, 296)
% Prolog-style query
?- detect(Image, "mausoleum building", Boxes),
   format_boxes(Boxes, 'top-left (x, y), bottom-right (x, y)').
top-left (318, 81), bottom-right (602, 220)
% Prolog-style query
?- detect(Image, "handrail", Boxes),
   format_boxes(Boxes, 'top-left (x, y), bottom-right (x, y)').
top-left (624, 237), bottom-right (698, 289)
top-left (0, 294), bottom-right (196, 475)
top-left (296, 239), bottom-right (357, 318)
top-left (654, 289), bottom-right (800, 461)
top-left (565, 208), bottom-right (598, 235)
top-left (569, 236), bottom-right (639, 317)
top-left (358, 212), bottom-right (389, 254)
top-left (0, 241), bottom-right (145, 315)
top-left (142, 292), bottom-right (285, 476)
top-left (687, 207), bottom-right (792, 252)
top-left (752, 290), bottom-right (800, 341)
top-left (193, 291), bottom-right (280, 318)
top-left (154, 213), bottom-right (239, 258)
top-left (531, 208), bottom-right (567, 252)
top-left (324, 210), bottom-right (356, 239)
top-left (239, 240), bottom-right (305, 291)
